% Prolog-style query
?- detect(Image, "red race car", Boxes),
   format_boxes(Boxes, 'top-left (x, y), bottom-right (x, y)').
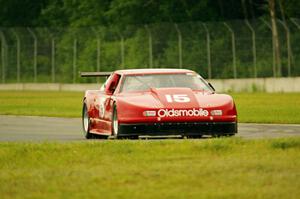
top-left (81, 69), bottom-right (237, 139)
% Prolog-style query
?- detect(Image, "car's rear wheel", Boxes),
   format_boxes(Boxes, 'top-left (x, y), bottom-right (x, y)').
top-left (82, 103), bottom-right (94, 139)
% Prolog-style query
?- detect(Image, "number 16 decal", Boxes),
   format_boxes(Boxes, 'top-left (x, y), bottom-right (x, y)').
top-left (165, 94), bottom-right (190, 103)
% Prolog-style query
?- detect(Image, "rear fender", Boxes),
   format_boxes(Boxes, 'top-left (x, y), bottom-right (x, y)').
top-left (84, 90), bottom-right (102, 118)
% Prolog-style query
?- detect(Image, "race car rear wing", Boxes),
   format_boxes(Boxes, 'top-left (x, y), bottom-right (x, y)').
top-left (80, 72), bottom-right (112, 77)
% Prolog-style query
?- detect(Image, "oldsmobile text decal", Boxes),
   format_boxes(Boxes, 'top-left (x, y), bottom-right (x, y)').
top-left (157, 108), bottom-right (209, 117)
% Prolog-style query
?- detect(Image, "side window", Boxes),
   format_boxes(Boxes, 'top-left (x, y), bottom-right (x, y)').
top-left (105, 74), bottom-right (121, 94)
top-left (100, 75), bottom-right (113, 91)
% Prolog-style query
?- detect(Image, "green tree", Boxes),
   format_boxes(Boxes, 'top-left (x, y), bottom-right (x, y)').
top-left (0, 0), bottom-right (47, 26)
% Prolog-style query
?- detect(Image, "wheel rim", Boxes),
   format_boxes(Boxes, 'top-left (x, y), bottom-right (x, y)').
top-left (83, 105), bottom-right (89, 133)
top-left (113, 109), bottom-right (118, 136)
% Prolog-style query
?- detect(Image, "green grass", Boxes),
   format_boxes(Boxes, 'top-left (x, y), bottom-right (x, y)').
top-left (0, 138), bottom-right (299, 199)
top-left (0, 91), bottom-right (82, 117)
top-left (0, 91), bottom-right (300, 123)
top-left (231, 93), bottom-right (300, 124)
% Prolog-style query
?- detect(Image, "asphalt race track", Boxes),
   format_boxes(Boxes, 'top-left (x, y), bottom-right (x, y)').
top-left (0, 115), bottom-right (299, 142)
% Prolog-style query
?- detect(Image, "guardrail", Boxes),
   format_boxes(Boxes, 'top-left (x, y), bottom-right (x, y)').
top-left (1, 77), bottom-right (299, 93)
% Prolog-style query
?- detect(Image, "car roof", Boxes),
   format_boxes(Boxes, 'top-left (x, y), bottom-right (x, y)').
top-left (114, 68), bottom-right (195, 75)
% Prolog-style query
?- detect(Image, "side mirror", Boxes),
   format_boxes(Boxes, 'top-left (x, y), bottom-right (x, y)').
top-left (208, 82), bottom-right (215, 92)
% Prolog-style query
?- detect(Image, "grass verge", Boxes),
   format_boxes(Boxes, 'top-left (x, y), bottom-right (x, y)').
top-left (0, 137), bottom-right (299, 199)
top-left (0, 91), bottom-right (82, 117)
top-left (231, 93), bottom-right (300, 123)
top-left (0, 91), bottom-right (300, 123)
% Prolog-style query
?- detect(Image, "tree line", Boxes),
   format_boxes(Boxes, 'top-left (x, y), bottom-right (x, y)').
top-left (0, 0), bottom-right (299, 83)
top-left (0, 0), bottom-right (299, 27)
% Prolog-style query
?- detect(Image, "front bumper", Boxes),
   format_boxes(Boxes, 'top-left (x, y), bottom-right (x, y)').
top-left (119, 122), bottom-right (237, 136)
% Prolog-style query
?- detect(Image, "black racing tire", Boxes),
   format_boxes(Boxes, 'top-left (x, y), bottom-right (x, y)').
top-left (82, 103), bottom-right (94, 139)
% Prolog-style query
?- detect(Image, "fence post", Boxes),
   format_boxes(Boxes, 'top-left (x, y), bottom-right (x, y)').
top-left (174, 24), bottom-right (182, 69)
top-left (73, 38), bottom-right (77, 83)
top-left (261, 19), bottom-right (276, 77)
top-left (96, 38), bottom-right (101, 72)
top-left (51, 38), bottom-right (56, 83)
top-left (278, 20), bottom-right (292, 77)
top-left (202, 23), bottom-right (212, 79)
top-left (12, 29), bottom-right (21, 83)
top-left (92, 28), bottom-right (101, 72)
top-left (46, 28), bottom-right (56, 83)
top-left (27, 28), bottom-right (38, 82)
top-left (120, 35), bottom-right (125, 69)
top-left (0, 29), bottom-right (7, 83)
top-left (92, 28), bottom-right (101, 83)
top-left (291, 18), bottom-right (300, 77)
top-left (144, 25), bottom-right (153, 68)
top-left (223, 22), bottom-right (237, 79)
top-left (117, 31), bottom-right (125, 69)
top-left (245, 20), bottom-right (257, 78)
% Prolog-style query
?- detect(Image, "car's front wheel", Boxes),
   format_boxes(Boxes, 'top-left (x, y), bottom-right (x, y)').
top-left (112, 104), bottom-right (139, 139)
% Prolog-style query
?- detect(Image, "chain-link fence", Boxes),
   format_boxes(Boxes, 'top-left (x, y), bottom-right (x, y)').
top-left (1, 18), bottom-right (300, 83)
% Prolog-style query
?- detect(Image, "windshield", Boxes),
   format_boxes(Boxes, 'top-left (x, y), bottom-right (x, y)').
top-left (121, 73), bottom-right (212, 92)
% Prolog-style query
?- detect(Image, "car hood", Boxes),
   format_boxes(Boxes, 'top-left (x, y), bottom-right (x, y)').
top-left (117, 88), bottom-right (233, 109)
